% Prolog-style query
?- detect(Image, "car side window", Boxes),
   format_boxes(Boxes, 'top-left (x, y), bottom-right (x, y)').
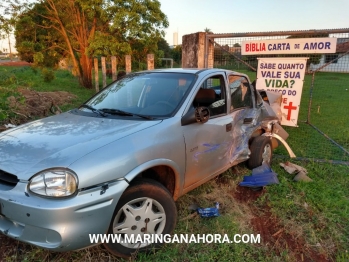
top-left (193, 75), bottom-right (226, 117)
top-left (229, 75), bottom-right (253, 111)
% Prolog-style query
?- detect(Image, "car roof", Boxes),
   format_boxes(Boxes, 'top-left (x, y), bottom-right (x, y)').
top-left (136, 68), bottom-right (248, 78)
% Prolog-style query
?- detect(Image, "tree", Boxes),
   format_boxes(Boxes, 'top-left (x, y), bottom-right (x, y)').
top-left (1, 1), bottom-right (28, 60)
top-left (204, 27), bottom-right (212, 33)
top-left (9, 0), bottom-right (168, 88)
top-left (171, 44), bottom-right (182, 65)
top-left (157, 37), bottom-right (171, 58)
top-left (15, 3), bottom-right (65, 67)
top-left (129, 36), bottom-right (160, 70)
top-left (0, 16), bottom-right (15, 60)
top-left (156, 37), bottom-right (171, 67)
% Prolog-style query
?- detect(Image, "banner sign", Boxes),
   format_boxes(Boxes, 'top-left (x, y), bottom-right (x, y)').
top-left (256, 57), bottom-right (308, 126)
top-left (242, 38), bottom-right (337, 55)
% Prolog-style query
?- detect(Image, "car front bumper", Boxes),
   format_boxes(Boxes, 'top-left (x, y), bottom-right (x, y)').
top-left (0, 179), bottom-right (129, 251)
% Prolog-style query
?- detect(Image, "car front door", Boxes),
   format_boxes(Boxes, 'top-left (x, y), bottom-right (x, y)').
top-left (182, 73), bottom-right (233, 189)
top-left (182, 73), bottom-right (258, 190)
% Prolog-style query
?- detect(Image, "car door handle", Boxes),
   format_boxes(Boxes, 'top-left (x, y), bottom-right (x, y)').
top-left (243, 118), bottom-right (253, 124)
top-left (226, 123), bottom-right (232, 132)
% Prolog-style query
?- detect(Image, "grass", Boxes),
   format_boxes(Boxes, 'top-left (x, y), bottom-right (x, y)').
top-left (1, 161), bottom-right (347, 261)
top-left (282, 72), bottom-right (349, 162)
top-left (137, 161), bottom-right (348, 262)
top-left (265, 161), bottom-right (349, 259)
top-left (0, 65), bottom-right (348, 261)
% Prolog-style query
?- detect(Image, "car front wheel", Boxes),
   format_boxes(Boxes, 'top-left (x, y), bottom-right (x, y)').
top-left (103, 179), bottom-right (177, 258)
top-left (248, 136), bottom-right (273, 169)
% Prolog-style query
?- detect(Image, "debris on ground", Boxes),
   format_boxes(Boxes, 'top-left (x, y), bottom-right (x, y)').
top-left (279, 161), bottom-right (307, 174)
top-left (197, 202), bottom-right (220, 218)
top-left (293, 171), bottom-right (313, 182)
top-left (239, 163), bottom-right (279, 187)
top-left (188, 203), bottom-right (199, 211)
top-left (4, 124), bottom-right (16, 129)
top-left (6, 88), bottom-right (77, 125)
top-left (0, 124), bottom-right (17, 133)
top-left (280, 162), bottom-right (313, 182)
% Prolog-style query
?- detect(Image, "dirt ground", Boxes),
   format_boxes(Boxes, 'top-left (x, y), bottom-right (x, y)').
top-left (0, 236), bottom-right (23, 262)
top-left (0, 60), bottom-right (31, 66)
top-left (0, 61), bottom-right (76, 130)
top-left (233, 186), bottom-right (330, 262)
top-left (0, 88), bottom-right (77, 131)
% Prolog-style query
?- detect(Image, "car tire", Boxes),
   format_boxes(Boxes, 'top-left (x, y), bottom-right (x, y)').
top-left (247, 136), bottom-right (272, 169)
top-left (103, 178), bottom-right (177, 258)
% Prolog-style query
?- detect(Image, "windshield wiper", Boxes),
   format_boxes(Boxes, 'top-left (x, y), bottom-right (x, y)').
top-left (100, 108), bottom-right (154, 120)
top-left (80, 104), bottom-right (108, 117)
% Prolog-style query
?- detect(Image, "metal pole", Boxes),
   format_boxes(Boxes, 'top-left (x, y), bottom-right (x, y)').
top-left (274, 155), bottom-right (349, 166)
top-left (307, 72), bottom-right (316, 124)
top-left (205, 28), bottom-right (349, 38)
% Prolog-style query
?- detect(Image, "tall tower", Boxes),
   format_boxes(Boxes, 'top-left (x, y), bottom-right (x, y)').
top-left (173, 32), bottom-right (178, 46)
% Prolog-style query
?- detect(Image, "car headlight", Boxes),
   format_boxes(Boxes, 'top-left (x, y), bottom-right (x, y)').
top-left (29, 169), bottom-right (78, 197)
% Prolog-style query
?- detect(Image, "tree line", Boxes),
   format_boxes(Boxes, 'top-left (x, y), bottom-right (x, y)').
top-left (0, 0), bottom-right (181, 89)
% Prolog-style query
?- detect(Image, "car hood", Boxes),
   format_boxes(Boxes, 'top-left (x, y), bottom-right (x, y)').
top-left (0, 112), bottom-right (161, 180)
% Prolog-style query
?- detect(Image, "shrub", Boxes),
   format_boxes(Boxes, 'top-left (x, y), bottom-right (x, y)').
top-left (0, 87), bottom-right (24, 123)
top-left (41, 68), bottom-right (55, 82)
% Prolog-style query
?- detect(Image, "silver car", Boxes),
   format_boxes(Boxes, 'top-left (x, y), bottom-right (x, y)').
top-left (0, 68), bottom-right (289, 258)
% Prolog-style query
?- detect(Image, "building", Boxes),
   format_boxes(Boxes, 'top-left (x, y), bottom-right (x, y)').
top-left (309, 38), bottom-right (349, 73)
top-left (173, 32), bottom-right (178, 46)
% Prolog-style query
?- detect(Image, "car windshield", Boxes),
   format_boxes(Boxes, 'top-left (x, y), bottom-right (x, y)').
top-left (84, 72), bottom-right (195, 117)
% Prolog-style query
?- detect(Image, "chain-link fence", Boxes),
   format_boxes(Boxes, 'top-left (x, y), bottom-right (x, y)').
top-left (207, 29), bottom-right (349, 163)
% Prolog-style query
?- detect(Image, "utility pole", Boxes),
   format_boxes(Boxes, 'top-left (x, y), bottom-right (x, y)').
top-left (7, 33), bottom-right (12, 60)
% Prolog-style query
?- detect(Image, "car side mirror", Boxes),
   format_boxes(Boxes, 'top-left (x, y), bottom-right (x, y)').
top-left (181, 106), bottom-right (210, 126)
top-left (195, 107), bottom-right (210, 123)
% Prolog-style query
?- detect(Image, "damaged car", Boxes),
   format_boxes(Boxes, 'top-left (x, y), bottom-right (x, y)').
top-left (0, 68), bottom-right (292, 258)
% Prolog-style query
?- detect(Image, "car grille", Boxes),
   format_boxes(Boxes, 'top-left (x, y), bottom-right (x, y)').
top-left (0, 169), bottom-right (19, 186)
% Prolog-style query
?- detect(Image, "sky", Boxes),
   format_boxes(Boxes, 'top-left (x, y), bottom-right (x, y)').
top-left (159, 0), bottom-right (349, 45)
top-left (1, 0), bottom-right (348, 53)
